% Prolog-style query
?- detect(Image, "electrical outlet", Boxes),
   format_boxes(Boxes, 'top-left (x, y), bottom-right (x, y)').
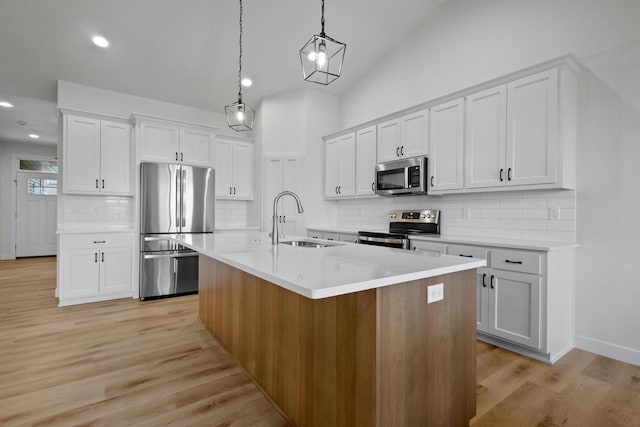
top-left (427, 283), bottom-right (444, 304)
top-left (549, 207), bottom-right (559, 221)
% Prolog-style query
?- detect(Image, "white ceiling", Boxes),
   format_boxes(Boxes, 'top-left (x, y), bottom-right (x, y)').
top-left (0, 0), bottom-right (454, 145)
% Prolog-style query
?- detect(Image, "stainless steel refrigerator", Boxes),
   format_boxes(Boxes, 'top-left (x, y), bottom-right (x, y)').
top-left (139, 162), bottom-right (214, 299)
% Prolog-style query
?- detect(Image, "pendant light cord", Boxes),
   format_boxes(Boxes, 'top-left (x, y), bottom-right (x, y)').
top-left (320, 0), bottom-right (325, 36)
top-left (238, 0), bottom-right (243, 101)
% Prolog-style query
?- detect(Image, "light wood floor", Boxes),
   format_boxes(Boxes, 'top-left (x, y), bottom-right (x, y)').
top-left (1, 257), bottom-right (639, 426)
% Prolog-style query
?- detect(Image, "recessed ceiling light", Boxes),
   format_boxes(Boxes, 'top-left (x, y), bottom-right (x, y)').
top-left (0, 101), bottom-right (14, 108)
top-left (28, 134), bottom-right (40, 139)
top-left (241, 77), bottom-right (253, 87)
top-left (92, 35), bottom-right (109, 48)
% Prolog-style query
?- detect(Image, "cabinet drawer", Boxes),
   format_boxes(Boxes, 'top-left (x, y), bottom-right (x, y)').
top-left (322, 232), bottom-right (340, 242)
top-left (446, 244), bottom-right (488, 260)
top-left (339, 233), bottom-right (358, 244)
top-left (411, 241), bottom-right (446, 255)
top-left (61, 233), bottom-right (131, 250)
top-left (491, 249), bottom-right (542, 275)
top-left (307, 231), bottom-right (323, 239)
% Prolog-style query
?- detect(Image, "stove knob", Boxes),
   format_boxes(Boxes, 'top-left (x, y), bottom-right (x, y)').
top-left (421, 214), bottom-right (427, 219)
top-left (426, 214), bottom-right (432, 219)
top-left (390, 214), bottom-right (397, 219)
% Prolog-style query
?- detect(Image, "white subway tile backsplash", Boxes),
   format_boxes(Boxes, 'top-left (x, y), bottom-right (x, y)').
top-left (335, 189), bottom-right (576, 243)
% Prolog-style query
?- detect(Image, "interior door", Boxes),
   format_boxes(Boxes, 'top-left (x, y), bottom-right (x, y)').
top-left (16, 171), bottom-right (57, 257)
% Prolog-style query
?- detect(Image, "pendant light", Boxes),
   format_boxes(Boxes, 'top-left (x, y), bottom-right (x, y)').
top-left (299, 0), bottom-right (346, 85)
top-left (225, 0), bottom-right (255, 131)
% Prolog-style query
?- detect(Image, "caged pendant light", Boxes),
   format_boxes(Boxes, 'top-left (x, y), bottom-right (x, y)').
top-left (299, 0), bottom-right (346, 85)
top-left (225, 0), bottom-right (255, 131)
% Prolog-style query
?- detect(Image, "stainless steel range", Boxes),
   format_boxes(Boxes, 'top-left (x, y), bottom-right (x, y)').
top-left (357, 209), bottom-right (440, 249)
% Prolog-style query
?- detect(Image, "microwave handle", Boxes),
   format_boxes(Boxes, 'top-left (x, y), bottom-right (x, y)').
top-left (405, 167), bottom-right (410, 189)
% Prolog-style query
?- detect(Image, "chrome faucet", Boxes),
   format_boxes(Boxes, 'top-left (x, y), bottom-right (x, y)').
top-left (271, 191), bottom-right (304, 244)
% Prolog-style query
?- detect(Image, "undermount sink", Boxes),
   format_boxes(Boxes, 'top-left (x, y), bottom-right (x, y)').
top-left (279, 240), bottom-right (344, 248)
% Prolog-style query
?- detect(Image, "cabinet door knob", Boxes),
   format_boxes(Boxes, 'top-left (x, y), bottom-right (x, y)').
top-left (482, 273), bottom-right (487, 288)
top-left (490, 275), bottom-right (495, 289)
top-left (508, 168), bottom-right (512, 181)
top-left (499, 169), bottom-right (504, 182)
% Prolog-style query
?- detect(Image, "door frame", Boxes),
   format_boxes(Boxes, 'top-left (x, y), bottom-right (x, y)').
top-left (8, 153), bottom-right (58, 260)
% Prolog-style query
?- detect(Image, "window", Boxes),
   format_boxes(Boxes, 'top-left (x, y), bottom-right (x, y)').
top-left (19, 160), bottom-right (58, 173)
top-left (27, 178), bottom-right (57, 195)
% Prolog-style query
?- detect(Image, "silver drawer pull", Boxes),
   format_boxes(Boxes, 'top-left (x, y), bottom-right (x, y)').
top-left (505, 259), bottom-right (523, 264)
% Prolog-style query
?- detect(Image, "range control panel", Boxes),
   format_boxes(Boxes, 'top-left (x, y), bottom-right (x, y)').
top-left (389, 209), bottom-right (440, 224)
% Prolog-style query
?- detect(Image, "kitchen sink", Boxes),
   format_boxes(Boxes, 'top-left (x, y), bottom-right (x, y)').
top-left (279, 240), bottom-right (344, 248)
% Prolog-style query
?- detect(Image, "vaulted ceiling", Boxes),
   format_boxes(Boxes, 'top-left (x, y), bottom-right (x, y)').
top-left (0, 0), bottom-right (456, 107)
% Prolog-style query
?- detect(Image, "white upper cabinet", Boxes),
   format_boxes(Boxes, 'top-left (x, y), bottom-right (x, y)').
top-left (100, 121), bottom-right (132, 194)
top-left (325, 56), bottom-right (578, 196)
top-left (138, 117), bottom-right (216, 167)
top-left (324, 132), bottom-right (355, 199)
top-left (214, 136), bottom-right (254, 200)
top-left (377, 109), bottom-right (428, 162)
top-left (465, 85), bottom-right (507, 189)
top-left (429, 98), bottom-right (464, 192)
top-left (355, 125), bottom-right (377, 197)
top-left (506, 69), bottom-right (558, 186)
top-left (63, 114), bottom-right (132, 195)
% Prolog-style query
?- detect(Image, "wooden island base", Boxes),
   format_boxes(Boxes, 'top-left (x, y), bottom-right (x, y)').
top-left (199, 255), bottom-right (476, 427)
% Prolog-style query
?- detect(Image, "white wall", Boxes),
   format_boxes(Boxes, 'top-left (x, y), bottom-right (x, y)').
top-left (0, 141), bottom-right (57, 258)
top-left (256, 88), bottom-right (339, 230)
top-left (336, 0), bottom-right (640, 362)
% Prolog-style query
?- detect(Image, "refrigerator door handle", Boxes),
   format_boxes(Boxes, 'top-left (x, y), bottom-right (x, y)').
top-left (181, 169), bottom-right (187, 227)
top-left (175, 170), bottom-right (180, 231)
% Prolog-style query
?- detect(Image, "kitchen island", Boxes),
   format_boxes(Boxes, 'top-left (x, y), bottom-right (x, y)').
top-left (173, 231), bottom-right (486, 427)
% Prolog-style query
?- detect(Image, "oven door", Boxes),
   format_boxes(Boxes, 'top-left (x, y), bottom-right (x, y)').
top-left (357, 232), bottom-right (409, 249)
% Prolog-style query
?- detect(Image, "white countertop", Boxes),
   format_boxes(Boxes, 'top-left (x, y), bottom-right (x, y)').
top-left (57, 228), bottom-right (134, 234)
top-left (172, 231), bottom-right (485, 300)
top-left (307, 226), bottom-right (577, 251)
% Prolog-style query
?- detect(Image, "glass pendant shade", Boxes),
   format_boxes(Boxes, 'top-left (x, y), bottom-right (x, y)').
top-left (299, 34), bottom-right (346, 85)
top-left (225, 99), bottom-right (255, 132)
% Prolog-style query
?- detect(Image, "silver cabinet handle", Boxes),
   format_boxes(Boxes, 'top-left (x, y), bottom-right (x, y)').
top-left (229, 187), bottom-right (233, 195)
top-left (94, 252), bottom-right (98, 263)
top-left (180, 152), bottom-right (183, 162)
top-left (175, 152), bottom-right (179, 161)
top-left (500, 168), bottom-right (504, 182)
top-left (431, 176), bottom-right (435, 187)
top-left (335, 186), bottom-right (338, 194)
top-left (482, 273), bottom-right (487, 288)
top-left (338, 186), bottom-right (341, 194)
top-left (233, 187), bottom-right (236, 195)
top-left (396, 147), bottom-right (400, 157)
top-left (508, 168), bottom-right (512, 181)
top-left (95, 179), bottom-right (99, 189)
top-left (490, 275), bottom-right (495, 289)
top-left (101, 252), bottom-right (104, 262)
top-left (400, 145), bottom-right (404, 156)
top-left (102, 179), bottom-right (105, 189)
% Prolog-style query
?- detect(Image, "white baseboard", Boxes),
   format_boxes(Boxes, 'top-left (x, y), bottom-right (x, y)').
top-left (574, 335), bottom-right (640, 367)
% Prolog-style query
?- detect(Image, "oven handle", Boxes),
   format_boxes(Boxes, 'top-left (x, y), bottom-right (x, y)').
top-left (142, 252), bottom-right (198, 260)
top-left (358, 235), bottom-right (407, 245)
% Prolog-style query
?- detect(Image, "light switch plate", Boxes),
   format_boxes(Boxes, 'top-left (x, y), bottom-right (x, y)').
top-left (427, 283), bottom-right (444, 304)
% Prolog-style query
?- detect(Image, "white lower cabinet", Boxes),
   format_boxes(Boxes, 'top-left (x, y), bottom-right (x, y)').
top-left (59, 233), bottom-right (133, 306)
top-left (447, 243), bottom-right (573, 363)
top-left (306, 230), bottom-right (358, 244)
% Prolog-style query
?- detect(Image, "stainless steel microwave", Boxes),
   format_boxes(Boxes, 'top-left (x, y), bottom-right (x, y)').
top-left (375, 156), bottom-right (428, 196)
